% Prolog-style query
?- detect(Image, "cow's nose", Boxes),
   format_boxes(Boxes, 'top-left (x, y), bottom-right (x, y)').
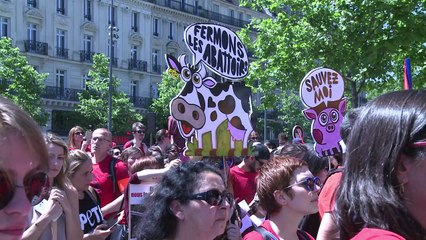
top-left (326, 124), bottom-right (335, 133)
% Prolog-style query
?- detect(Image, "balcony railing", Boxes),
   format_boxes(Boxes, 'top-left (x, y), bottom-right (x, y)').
top-left (42, 86), bottom-right (82, 101)
top-left (79, 50), bottom-right (97, 63)
top-left (110, 57), bottom-right (118, 67)
top-left (57, 8), bottom-right (65, 15)
top-left (131, 26), bottom-right (138, 32)
top-left (24, 40), bottom-right (48, 55)
top-left (128, 95), bottom-right (152, 109)
top-left (128, 59), bottom-right (148, 72)
top-left (152, 64), bottom-right (161, 74)
top-left (147, 0), bottom-right (250, 28)
top-left (84, 14), bottom-right (92, 21)
top-left (55, 47), bottom-right (69, 59)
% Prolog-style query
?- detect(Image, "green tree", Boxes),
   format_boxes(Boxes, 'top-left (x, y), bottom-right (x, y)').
top-left (149, 69), bottom-right (184, 129)
top-left (0, 37), bottom-right (48, 125)
top-left (76, 54), bottom-right (142, 134)
top-left (239, 0), bottom-right (426, 109)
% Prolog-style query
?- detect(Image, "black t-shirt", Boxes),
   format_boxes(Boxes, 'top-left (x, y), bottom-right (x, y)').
top-left (79, 190), bottom-right (104, 234)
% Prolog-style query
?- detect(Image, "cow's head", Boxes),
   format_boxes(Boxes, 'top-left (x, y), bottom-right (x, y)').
top-left (303, 98), bottom-right (346, 144)
top-left (165, 54), bottom-right (217, 89)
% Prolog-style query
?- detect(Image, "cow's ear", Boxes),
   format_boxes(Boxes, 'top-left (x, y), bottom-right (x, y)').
top-left (303, 108), bottom-right (317, 120)
top-left (203, 77), bottom-right (217, 89)
top-left (339, 98), bottom-right (347, 113)
top-left (165, 54), bottom-right (181, 72)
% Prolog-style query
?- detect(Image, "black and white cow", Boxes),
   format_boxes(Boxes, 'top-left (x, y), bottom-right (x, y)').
top-left (166, 54), bottom-right (253, 156)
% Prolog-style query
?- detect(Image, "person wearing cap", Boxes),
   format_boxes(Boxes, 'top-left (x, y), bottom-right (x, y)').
top-left (229, 142), bottom-right (271, 204)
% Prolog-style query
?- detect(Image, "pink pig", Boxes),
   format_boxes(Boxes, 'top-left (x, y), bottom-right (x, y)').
top-left (303, 98), bottom-right (346, 157)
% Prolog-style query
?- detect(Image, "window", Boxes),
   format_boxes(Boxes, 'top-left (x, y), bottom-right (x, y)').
top-left (131, 80), bottom-right (137, 97)
top-left (230, 10), bottom-right (234, 19)
top-left (131, 12), bottom-right (138, 32)
top-left (56, 29), bottom-right (67, 58)
top-left (83, 34), bottom-right (92, 53)
top-left (152, 49), bottom-right (160, 73)
top-left (131, 45), bottom-right (138, 61)
top-left (57, 0), bottom-right (65, 15)
top-left (27, 23), bottom-right (37, 41)
top-left (84, 0), bottom-right (92, 21)
top-left (212, 4), bottom-right (219, 13)
top-left (55, 69), bottom-right (66, 98)
top-left (108, 5), bottom-right (117, 26)
top-left (0, 17), bottom-right (9, 38)
top-left (153, 18), bottom-right (159, 36)
top-left (82, 74), bottom-right (91, 90)
top-left (27, 0), bottom-right (37, 8)
top-left (168, 22), bottom-right (174, 40)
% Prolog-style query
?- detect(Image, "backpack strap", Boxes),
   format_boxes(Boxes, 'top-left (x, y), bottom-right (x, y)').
top-left (109, 157), bottom-right (118, 193)
top-left (255, 226), bottom-right (279, 240)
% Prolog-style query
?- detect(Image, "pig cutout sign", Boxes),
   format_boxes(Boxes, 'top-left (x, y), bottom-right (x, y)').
top-left (300, 68), bottom-right (346, 157)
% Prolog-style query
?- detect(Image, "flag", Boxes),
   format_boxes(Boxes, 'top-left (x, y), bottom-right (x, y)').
top-left (403, 58), bottom-right (412, 90)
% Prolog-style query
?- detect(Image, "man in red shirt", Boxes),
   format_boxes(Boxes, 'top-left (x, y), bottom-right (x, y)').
top-left (90, 128), bottom-right (129, 208)
top-left (229, 142), bottom-right (270, 204)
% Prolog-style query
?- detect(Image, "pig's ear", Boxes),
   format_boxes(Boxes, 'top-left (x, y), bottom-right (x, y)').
top-left (303, 108), bottom-right (317, 120)
top-left (339, 98), bottom-right (347, 113)
top-left (165, 54), bottom-right (181, 72)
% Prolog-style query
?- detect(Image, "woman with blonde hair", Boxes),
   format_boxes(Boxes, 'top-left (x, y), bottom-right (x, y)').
top-left (67, 126), bottom-right (90, 151)
top-left (23, 133), bottom-right (82, 240)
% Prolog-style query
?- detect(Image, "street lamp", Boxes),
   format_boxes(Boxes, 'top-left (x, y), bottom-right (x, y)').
top-left (108, 0), bottom-right (119, 131)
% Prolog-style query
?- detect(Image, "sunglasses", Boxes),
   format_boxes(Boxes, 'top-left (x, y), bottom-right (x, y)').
top-left (408, 141), bottom-right (426, 148)
top-left (133, 130), bottom-right (145, 134)
top-left (284, 176), bottom-right (321, 192)
top-left (0, 170), bottom-right (50, 209)
top-left (75, 132), bottom-right (84, 136)
top-left (190, 189), bottom-right (234, 208)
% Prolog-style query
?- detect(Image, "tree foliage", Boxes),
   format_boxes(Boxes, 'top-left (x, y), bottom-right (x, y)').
top-left (238, 0), bottom-right (426, 138)
top-left (0, 37), bottom-right (48, 125)
top-left (149, 69), bottom-right (184, 129)
top-left (76, 54), bottom-right (142, 134)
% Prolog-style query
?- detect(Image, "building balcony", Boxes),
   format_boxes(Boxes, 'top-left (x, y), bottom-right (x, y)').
top-left (79, 50), bottom-right (96, 63)
top-left (152, 64), bottom-right (162, 74)
top-left (128, 95), bottom-right (152, 109)
top-left (42, 86), bottom-right (152, 109)
top-left (23, 40), bottom-right (48, 55)
top-left (42, 86), bottom-right (82, 102)
top-left (148, 0), bottom-right (250, 28)
top-left (55, 47), bottom-right (69, 59)
top-left (128, 59), bottom-right (148, 72)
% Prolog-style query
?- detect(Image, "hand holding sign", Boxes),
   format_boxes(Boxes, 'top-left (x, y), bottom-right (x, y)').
top-left (184, 23), bottom-right (249, 80)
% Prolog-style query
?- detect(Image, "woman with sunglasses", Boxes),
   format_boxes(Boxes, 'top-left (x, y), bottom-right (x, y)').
top-left (67, 126), bottom-right (90, 151)
top-left (0, 97), bottom-right (50, 240)
top-left (23, 133), bottom-right (83, 240)
top-left (134, 161), bottom-right (233, 240)
top-left (334, 90), bottom-right (426, 239)
top-left (243, 156), bottom-right (319, 240)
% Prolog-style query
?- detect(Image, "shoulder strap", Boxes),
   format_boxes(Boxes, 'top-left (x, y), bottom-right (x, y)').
top-left (109, 157), bottom-right (118, 193)
top-left (255, 226), bottom-right (279, 240)
top-left (319, 167), bottom-right (344, 195)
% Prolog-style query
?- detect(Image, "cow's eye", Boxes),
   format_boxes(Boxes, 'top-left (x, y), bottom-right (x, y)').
top-left (319, 112), bottom-right (328, 126)
top-left (182, 68), bottom-right (191, 80)
top-left (330, 110), bottom-right (339, 123)
top-left (193, 74), bottom-right (201, 84)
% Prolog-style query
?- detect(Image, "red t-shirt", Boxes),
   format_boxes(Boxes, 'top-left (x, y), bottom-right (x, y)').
top-left (318, 170), bottom-right (343, 218)
top-left (229, 165), bottom-right (257, 204)
top-left (90, 155), bottom-right (129, 208)
top-left (243, 220), bottom-right (315, 240)
top-left (351, 228), bottom-right (406, 240)
top-left (123, 140), bottom-right (148, 155)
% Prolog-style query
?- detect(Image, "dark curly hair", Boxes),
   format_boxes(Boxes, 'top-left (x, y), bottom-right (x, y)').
top-left (133, 160), bottom-right (224, 240)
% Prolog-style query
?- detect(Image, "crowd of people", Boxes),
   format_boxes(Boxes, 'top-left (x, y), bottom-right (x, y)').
top-left (0, 89), bottom-right (425, 240)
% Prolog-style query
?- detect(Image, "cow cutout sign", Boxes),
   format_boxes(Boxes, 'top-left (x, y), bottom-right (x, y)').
top-left (167, 23), bottom-right (253, 157)
top-left (299, 67), bottom-right (346, 157)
